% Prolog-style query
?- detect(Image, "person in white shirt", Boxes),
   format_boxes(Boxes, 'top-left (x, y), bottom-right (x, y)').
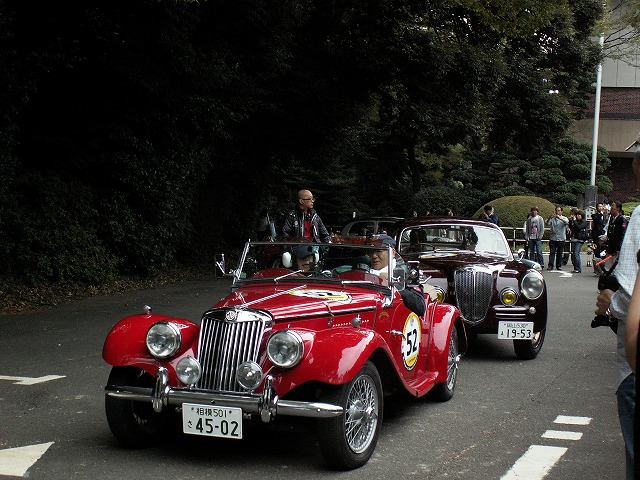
top-left (596, 144), bottom-right (640, 479)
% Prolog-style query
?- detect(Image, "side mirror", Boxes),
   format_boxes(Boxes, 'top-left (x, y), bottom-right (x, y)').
top-left (392, 266), bottom-right (406, 291)
top-left (406, 260), bottom-right (420, 286)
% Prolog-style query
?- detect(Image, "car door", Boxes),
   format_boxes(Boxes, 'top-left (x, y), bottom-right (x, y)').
top-left (386, 290), bottom-right (432, 381)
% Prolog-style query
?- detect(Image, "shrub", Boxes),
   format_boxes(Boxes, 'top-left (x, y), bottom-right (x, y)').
top-left (472, 195), bottom-right (557, 228)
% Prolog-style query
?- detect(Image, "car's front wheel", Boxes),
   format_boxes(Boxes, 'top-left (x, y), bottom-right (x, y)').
top-left (513, 328), bottom-right (546, 360)
top-left (105, 366), bottom-right (170, 448)
top-left (318, 361), bottom-right (383, 470)
top-left (429, 326), bottom-right (459, 402)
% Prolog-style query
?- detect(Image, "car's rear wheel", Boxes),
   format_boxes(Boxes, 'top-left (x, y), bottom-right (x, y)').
top-left (513, 328), bottom-right (545, 360)
top-left (429, 326), bottom-right (459, 402)
top-left (318, 361), bottom-right (383, 470)
top-left (105, 366), bottom-right (170, 448)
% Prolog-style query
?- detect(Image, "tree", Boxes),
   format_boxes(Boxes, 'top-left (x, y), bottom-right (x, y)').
top-left (0, 0), bottom-right (610, 286)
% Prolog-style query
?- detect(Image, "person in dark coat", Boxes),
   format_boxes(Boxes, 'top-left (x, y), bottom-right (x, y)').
top-left (281, 189), bottom-right (331, 243)
top-left (592, 202), bottom-right (607, 242)
top-left (568, 210), bottom-right (589, 273)
top-left (607, 201), bottom-right (628, 256)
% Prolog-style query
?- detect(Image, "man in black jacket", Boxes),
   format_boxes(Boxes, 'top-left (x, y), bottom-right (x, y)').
top-left (607, 201), bottom-right (628, 256)
top-left (592, 202), bottom-right (606, 242)
top-left (281, 189), bottom-right (331, 243)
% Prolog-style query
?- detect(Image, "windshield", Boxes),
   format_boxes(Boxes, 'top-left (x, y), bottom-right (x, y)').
top-left (233, 241), bottom-right (403, 290)
top-left (398, 224), bottom-right (510, 256)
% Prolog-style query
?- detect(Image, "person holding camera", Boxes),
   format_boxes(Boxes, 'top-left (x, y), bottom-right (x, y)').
top-left (546, 206), bottom-right (569, 271)
top-left (595, 145), bottom-right (640, 480)
top-left (569, 209), bottom-right (589, 274)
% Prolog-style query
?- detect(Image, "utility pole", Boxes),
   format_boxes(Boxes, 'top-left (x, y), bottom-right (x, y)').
top-left (586, 34), bottom-right (605, 218)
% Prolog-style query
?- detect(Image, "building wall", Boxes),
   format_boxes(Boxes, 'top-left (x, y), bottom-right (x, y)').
top-left (602, 56), bottom-right (640, 88)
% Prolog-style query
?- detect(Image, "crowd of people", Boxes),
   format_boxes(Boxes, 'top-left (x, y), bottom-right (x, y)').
top-left (520, 201), bottom-right (629, 275)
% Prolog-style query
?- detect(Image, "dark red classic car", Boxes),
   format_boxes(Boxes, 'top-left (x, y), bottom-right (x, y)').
top-left (102, 240), bottom-right (466, 470)
top-left (395, 217), bottom-right (547, 360)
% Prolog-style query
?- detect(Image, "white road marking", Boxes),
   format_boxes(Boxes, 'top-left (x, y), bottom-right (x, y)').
top-left (0, 442), bottom-right (53, 477)
top-left (501, 445), bottom-right (568, 480)
top-left (0, 375), bottom-right (65, 385)
top-left (554, 415), bottom-right (591, 425)
top-left (542, 430), bottom-right (583, 441)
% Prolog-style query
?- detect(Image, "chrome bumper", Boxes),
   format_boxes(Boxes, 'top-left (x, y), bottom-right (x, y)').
top-left (105, 367), bottom-right (343, 423)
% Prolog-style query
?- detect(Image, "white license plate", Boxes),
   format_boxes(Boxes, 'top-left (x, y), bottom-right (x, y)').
top-left (182, 403), bottom-right (243, 439)
top-left (498, 321), bottom-right (534, 340)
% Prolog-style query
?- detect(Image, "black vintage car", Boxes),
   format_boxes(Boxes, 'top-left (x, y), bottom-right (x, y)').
top-left (394, 217), bottom-right (547, 360)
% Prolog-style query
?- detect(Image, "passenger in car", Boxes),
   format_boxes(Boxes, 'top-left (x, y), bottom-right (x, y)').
top-left (282, 244), bottom-right (319, 272)
top-left (370, 235), bottom-right (426, 316)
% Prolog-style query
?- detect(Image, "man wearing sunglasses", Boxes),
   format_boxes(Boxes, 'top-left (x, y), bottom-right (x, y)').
top-left (281, 189), bottom-right (331, 243)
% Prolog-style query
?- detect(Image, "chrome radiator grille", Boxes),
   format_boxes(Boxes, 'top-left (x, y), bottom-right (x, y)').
top-left (196, 308), bottom-right (272, 393)
top-left (454, 268), bottom-right (493, 325)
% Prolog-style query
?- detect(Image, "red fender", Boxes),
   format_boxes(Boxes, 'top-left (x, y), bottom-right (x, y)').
top-left (102, 314), bottom-right (200, 375)
top-left (426, 302), bottom-right (461, 384)
top-left (271, 328), bottom-right (388, 394)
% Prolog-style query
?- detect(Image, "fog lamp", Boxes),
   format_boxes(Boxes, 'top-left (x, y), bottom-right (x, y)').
top-left (500, 288), bottom-right (518, 306)
top-left (236, 361), bottom-right (263, 390)
top-left (176, 356), bottom-right (201, 385)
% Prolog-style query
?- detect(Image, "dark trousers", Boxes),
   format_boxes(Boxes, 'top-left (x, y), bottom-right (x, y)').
top-left (548, 240), bottom-right (564, 269)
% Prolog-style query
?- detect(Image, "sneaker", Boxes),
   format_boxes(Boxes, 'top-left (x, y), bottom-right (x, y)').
top-left (547, 265), bottom-right (553, 270)
top-left (572, 270), bottom-right (581, 273)
top-left (556, 267), bottom-right (562, 271)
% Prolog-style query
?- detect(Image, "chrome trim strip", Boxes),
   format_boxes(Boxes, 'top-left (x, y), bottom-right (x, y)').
top-left (106, 369), bottom-right (342, 422)
top-left (105, 385), bottom-right (343, 420)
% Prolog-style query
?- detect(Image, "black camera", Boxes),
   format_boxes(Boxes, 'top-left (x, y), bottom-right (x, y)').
top-left (597, 272), bottom-right (620, 292)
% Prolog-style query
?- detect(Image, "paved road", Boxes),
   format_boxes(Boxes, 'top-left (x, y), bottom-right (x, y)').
top-left (0, 260), bottom-right (626, 479)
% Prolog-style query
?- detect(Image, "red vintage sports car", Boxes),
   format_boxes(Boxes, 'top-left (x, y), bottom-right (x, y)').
top-left (103, 240), bottom-right (465, 470)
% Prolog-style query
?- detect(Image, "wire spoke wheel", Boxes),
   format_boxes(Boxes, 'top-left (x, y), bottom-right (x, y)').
top-left (318, 362), bottom-right (383, 470)
top-left (344, 374), bottom-right (379, 453)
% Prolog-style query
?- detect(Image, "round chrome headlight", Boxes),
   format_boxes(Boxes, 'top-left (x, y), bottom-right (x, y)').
top-left (433, 287), bottom-right (446, 303)
top-left (500, 288), bottom-right (518, 306)
top-left (267, 330), bottom-right (304, 368)
top-left (176, 356), bottom-right (201, 385)
top-left (236, 361), bottom-right (264, 390)
top-left (146, 322), bottom-right (181, 358)
top-left (521, 271), bottom-right (545, 300)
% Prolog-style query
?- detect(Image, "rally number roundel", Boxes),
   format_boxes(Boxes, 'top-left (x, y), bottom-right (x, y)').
top-left (289, 289), bottom-right (352, 302)
top-left (402, 313), bottom-right (421, 370)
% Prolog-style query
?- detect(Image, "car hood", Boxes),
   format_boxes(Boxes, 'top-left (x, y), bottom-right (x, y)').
top-left (416, 250), bottom-right (515, 272)
top-left (213, 282), bottom-right (383, 321)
